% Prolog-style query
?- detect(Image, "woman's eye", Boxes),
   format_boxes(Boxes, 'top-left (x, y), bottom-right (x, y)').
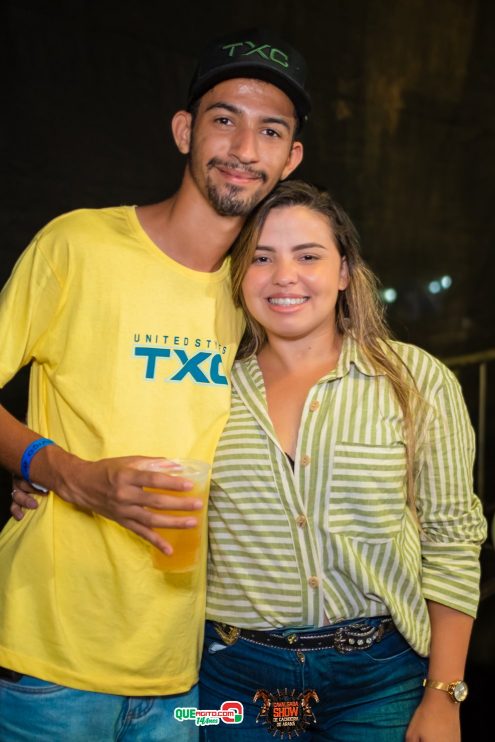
top-left (252, 255), bottom-right (269, 264)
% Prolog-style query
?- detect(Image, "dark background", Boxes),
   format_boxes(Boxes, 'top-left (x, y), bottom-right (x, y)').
top-left (2, 1), bottom-right (494, 735)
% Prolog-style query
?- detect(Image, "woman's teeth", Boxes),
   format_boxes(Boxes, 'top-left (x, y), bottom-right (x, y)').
top-left (268, 297), bottom-right (308, 306)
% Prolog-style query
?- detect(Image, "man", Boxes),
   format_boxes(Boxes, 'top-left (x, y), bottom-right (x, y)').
top-left (0, 29), bottom-right (309, 740)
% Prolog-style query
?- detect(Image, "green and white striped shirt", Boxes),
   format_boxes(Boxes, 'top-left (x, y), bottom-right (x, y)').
top-left (206, 338), bottom-right (487, 656)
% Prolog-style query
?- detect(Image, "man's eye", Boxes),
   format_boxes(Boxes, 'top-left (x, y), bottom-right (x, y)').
top-left (263, 128), bottom-right (281, 138)
top-left (215, 117), bottom-right (233, 126)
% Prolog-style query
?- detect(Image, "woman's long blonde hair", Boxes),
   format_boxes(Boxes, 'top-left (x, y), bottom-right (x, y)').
top-left (230, 180), bottom-right (419, 511)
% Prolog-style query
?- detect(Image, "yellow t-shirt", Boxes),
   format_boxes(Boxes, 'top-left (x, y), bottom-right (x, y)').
top-left (0, 206), bottom-right (243, 694)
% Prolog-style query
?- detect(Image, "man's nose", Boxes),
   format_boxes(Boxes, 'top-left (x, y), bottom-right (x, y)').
top-left (229, 126), bottom-right (259, 164)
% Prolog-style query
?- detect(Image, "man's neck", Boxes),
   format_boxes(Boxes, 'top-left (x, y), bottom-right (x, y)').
top-left (135, 170), bottom-right (246, 272)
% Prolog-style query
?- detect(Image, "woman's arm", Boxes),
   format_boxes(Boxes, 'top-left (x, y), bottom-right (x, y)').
top-left (405, 355), bottom-right (486, 741)
top-left (405, 600), bottom-right (472, 742)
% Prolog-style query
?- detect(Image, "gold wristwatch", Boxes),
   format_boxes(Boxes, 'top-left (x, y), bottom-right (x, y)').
top-left (423, 678), bottom-right (468, 703)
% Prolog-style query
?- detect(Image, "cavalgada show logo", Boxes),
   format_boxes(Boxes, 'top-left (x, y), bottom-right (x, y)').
top-left (254, 688), bottom-right (319, 738)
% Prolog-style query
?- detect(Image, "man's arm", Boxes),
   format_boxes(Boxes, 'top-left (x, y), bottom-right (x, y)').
top-left (0, 404), bottom-right (203, 554)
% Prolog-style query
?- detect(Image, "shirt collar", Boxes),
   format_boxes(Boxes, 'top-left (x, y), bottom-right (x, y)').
top-left (331, 335), bottom-right (384, 380)
top-left (236, 335), bottom-right (385, 394)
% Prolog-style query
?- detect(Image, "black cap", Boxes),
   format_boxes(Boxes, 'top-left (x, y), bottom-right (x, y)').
top-left (187, 28), bottom-right (311, 126)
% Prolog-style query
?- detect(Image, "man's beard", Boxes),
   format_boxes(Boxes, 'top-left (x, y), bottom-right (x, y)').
top-left (189, 147), bottom-right (269, 217)
top-left (205, 179), bottom-right (263, 217)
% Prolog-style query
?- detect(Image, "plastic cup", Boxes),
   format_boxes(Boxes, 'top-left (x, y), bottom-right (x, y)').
top-left (149, 458), bottom-right (210, 572)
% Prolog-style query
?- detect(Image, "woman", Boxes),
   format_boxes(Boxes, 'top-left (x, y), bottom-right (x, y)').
top-left (199, 180), bottom-right (486, 741)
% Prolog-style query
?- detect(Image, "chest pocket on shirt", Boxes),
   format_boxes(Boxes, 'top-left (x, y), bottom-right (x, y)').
top-left (328, 441), bottom-right (407, 542)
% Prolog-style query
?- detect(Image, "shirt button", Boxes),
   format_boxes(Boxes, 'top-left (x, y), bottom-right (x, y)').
top-left (301, 455), bottom-right (311, 467)
top-left (308, 576), bottom-right (320, 589)
top-left (309, 401), bottom-right (320, 412)
top-left (296, 514), bottom-right (307, 528)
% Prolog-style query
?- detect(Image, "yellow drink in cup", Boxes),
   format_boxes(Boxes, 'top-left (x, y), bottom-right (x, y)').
top-left (150, 458), bottom-right (210, 573)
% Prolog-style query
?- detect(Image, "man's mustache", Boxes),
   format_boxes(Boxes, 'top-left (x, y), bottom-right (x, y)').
top-left (207, 158), bottom-right (268, 184)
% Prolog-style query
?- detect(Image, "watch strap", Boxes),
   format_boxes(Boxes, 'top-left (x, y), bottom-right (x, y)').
top-left (423, 679), bottom-right (451, 692)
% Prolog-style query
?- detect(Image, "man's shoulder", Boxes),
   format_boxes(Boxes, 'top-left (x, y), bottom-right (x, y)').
top-left (37, 205), bottom-right (133, 242)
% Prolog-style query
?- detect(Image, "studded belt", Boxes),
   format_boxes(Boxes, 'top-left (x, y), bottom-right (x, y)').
top-left (213, 617), bottom-right (395, 654)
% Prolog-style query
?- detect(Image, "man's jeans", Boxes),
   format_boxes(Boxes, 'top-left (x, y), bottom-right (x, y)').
top-left (0, 673), bottom-right (198, 742)
top-left (199, 618), bottom-right (428, 741)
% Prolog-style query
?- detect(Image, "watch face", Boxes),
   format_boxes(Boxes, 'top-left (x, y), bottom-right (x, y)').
top-left (452, 681), bottom-right (468, 702)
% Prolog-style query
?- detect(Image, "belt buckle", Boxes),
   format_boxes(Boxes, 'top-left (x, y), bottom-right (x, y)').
top-left (334, 623), bottom-right (378, 655)
top-left (214, 623), bottom-right (241, 646)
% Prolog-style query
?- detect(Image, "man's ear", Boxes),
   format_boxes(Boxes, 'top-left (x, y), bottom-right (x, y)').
top-left (280, 140), bottom-right (304, 181)
top-left (171, 111), bottom-right (193, 154)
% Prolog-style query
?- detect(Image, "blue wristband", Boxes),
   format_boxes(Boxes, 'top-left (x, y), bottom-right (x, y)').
top-left (20, 438), bottom-right (55, 489)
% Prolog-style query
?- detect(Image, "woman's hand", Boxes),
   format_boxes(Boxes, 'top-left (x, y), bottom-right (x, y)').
top-left (406, 687), bottom-right (461, 741)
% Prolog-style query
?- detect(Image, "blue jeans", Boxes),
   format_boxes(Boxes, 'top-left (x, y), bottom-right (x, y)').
top-left (0, 673), bottom-right (199, 742)
top-left (199, 618), bottom-right (428, 741)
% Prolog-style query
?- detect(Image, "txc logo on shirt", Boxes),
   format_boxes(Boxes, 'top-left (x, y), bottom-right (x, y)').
top-left (133, 334), bottom-right (228, 387)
